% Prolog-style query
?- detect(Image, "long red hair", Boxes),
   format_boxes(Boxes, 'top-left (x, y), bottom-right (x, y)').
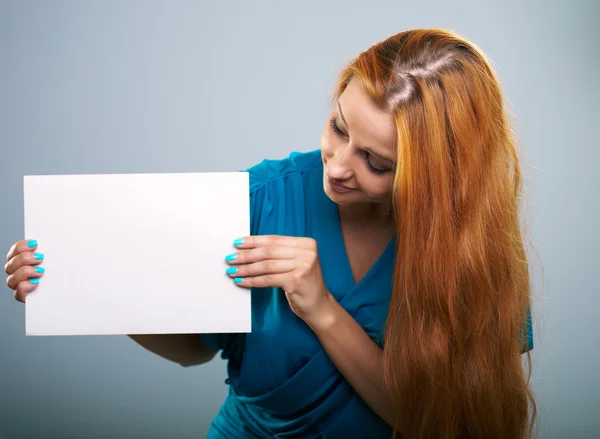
top-left (332, 28), bottom-right (537, 438)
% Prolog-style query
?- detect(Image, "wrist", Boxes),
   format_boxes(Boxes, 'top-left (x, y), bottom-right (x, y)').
top-left (305, 292), bottom-right (340, 335)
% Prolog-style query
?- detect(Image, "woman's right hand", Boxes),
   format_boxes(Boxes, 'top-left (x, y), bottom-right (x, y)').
top-left (4, 239), bottom-right (45, 302)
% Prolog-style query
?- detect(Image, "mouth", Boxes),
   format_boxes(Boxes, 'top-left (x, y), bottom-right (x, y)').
top-left (327, 176), bottom-right (355, 193)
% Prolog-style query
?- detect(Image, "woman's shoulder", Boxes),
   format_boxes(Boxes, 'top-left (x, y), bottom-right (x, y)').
top-left (244, 149), bottom-right (323, 193)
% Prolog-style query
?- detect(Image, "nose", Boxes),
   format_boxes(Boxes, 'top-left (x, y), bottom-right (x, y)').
top-left (327, 146), bottom-right (354, 181)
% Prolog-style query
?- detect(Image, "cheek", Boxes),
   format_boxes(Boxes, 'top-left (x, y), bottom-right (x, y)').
top-left (319, 128), bottom-right (333, 155)
top-left (321, 127), bottom-right (331, 149)
top-left (360, 175), bottom-right (394, 200)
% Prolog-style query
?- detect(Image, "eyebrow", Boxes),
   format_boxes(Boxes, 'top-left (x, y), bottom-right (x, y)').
top-left (337, 101), bottom-right (396, 165)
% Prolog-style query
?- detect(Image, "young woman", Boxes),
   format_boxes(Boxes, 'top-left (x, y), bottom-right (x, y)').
top-left (5, 28), bottom-right (536, 439)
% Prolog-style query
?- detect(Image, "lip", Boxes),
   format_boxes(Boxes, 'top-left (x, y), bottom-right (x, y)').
top-left (327, 177), bottom-right (355, 193)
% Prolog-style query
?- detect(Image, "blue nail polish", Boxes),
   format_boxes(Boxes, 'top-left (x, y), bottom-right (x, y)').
top-left (34, 253), bottom-right (44, 260)
top-left (226, 254), bottom-right (237, 262)
top-left (27, 240), bottom-right (37, 248)
top-left (35, 267), bottom-right (45, 273)
top-left (234, 277), bottom-right (243, 283)
top-left (226, 267), bottom-right (238, 275)
top-left (30, 278), bottom-right (40, 285)
top-left (233, 238), bottom-right (245, 246)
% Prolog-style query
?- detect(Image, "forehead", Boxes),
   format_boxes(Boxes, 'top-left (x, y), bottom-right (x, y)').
top-left (338, 79), bottom-right (397, 151)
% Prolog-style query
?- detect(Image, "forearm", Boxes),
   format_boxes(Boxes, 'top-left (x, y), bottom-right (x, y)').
top-left (128, 334), bottom-right (217, 367)
top-left (307, 295), bottom-right (392, 426)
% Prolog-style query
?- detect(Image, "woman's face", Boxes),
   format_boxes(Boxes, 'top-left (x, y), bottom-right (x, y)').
top-left (320, 78), bottom-right (398, 207)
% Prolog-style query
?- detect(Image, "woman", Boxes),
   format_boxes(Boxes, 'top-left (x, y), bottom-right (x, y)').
top-left (5, 28), bottom-right (536, 438)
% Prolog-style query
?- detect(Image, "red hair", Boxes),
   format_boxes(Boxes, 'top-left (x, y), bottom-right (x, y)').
top-left (332, 28), bottom-right (537, 438)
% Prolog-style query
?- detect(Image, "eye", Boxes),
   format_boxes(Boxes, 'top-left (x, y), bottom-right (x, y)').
top-left (329, 117), bottom-right (392, 175)
top-left (329, 117), bottom-right (346, 137)
top-left (363, 152), bottom-right (388, 175)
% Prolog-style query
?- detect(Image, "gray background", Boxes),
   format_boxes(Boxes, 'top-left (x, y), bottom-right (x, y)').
top-left (1, 0), bottom-right (598, 438)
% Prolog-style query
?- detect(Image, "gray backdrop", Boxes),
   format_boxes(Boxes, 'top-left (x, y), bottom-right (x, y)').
top-left (1, 1), bottom-right (598, 438)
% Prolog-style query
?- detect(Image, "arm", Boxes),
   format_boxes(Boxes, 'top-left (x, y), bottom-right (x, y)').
top-left (308, 294), bottom-right (393, 426)
top-left (128, 334), bottom-right (218, 367)
top-left (223, 235), bottom-right (393, 422)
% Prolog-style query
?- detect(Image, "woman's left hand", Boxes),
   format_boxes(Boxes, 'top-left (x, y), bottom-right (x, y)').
top-left (224, 235), bottom-right (336, 329)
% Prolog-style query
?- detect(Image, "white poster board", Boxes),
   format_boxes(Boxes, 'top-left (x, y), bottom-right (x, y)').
top-left (23, 172), bottom-right (251, 336)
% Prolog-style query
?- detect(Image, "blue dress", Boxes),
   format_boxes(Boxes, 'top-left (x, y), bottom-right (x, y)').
top-left (200, 149), bottom-right (534, 439)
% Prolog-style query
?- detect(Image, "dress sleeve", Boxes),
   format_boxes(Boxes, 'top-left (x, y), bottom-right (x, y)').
top-left (521, 304), bottom-right (534, 354)
top-left (198, 163), bottom-right (269, 357)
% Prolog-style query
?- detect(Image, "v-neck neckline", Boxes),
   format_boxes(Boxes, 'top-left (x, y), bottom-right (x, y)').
top-left (326, 194), bottom-right (396, 293)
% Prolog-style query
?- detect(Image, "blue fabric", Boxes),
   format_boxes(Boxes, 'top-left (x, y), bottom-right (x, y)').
top-left (201, 149), bottom-right (534, 439)
top-left (521, 304), bottom-right (535, 353)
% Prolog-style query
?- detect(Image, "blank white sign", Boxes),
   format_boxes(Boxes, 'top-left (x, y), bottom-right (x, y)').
top-left (23, 172), bottom-right (251, 336)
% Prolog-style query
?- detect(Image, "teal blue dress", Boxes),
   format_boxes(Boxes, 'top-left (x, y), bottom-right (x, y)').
top-left (201, 149), bottom-right (534, 439)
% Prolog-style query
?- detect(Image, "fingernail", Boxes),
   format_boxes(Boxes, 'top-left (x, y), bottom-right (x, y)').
top-left (233, 238), bottom-right (245, 246)
top-left (234, 277), bottom-right (243, 283)
top-left (27, 240), bottom-right (38, 247)
top-left (226, 254), bottom-right (237, 262)
top-left (30, 278), bottom-right (40, 285)
top-left (35, 267), bottom-right (45, 273)
top-left (34, 253), bottom-right (44, 260)
top-left (226, 267), bottom-right (238, 275)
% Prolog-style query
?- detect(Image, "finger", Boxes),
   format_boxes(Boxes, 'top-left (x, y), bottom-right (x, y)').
top-left (226, 246), bottom-right (301, 265)
top-left (13, 277), bottom-right (42, 303)
top-left (233, 235), bottom-right (316, 250)
top-left (232, 273), bottom-right (288, 289)
top-left (6, 264), bottom-right (45, 290)
top-left (226, 259), bottom-right (295, 279)
top-left (4, 250), bottom-right (44, 276)
top-left (6, 239), bottom-right (38, 262)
